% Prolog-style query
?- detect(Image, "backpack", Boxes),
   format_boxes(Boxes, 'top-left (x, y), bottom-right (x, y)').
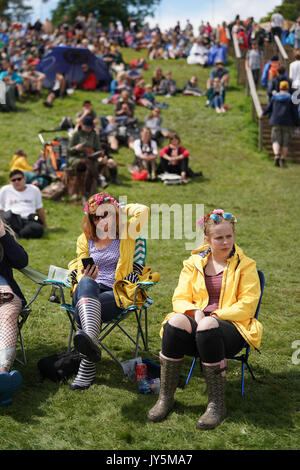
top-left (37, 350), bottom-right (81, 383)
top-left (268, 62), bottom-right (280, 81)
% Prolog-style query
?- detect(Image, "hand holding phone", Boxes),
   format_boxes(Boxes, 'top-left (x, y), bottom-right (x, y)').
top-left (81, 257), bottom-right (98, 280)
top-left (82, 257), bottom-right (95, 269)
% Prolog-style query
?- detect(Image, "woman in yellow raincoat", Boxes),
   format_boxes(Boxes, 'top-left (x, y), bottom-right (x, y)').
top-left (148, 209), bottom-right (262, 430)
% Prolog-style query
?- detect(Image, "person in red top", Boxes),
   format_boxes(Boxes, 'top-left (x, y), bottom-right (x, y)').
top-left (159, 133), bottom-right (189, 183)
top-left (236, 29), bottom-right (249, 56)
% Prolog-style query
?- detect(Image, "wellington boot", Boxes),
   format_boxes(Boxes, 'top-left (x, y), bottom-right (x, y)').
top-left (147, 356), bottom-right (183, 422)
top-left (197, 362), bottom-right (226, 430)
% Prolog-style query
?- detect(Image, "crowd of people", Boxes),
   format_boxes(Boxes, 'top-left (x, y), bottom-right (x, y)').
top-left (1, 9), bottom-right (298, 427)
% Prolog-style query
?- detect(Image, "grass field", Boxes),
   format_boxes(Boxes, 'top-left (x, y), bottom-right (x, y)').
top-left (0, 47), bottom-right (299, 451)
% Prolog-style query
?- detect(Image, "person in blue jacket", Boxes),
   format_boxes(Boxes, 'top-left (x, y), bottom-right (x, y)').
top-left (263, 80), bottom-right (299, 167)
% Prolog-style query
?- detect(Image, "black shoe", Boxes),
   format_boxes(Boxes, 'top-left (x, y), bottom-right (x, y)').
top-left (73, 330), bottom-right (102, 363)
top-left (69, 382), bottom-right (92, 391)
top-left (274, 157), bottom-right (280, 167)
top-left (113, 177), bottom-right (121, 185)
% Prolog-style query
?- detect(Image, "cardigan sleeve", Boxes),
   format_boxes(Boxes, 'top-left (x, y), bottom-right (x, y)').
top-left (0, 232), bottom-right (28, 269)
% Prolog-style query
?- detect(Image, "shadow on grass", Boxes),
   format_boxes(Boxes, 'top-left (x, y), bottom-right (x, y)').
top-left (119, 363), bottom-right (300, 431)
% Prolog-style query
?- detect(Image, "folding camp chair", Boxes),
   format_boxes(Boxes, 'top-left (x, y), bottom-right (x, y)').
top-left (185, 270), bottom-right (265, 396)
top-left (63, 237), bottom-right (158, 372)
top-left (17, 238), bottom-right (157, 372)
top-left (17, 265), bottom-right (75, 365)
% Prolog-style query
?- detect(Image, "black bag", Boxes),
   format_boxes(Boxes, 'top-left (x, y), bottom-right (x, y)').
top-left (0, 210), bottom-right (23, 234)
top-left (37, 350), bottom-right (81, 383)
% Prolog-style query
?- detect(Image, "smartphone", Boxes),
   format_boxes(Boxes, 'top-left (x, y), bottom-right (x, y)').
top-left (81, 257), bottom-right (95, 269)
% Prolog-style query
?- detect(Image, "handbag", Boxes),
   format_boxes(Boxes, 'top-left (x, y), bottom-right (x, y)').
top-left (37, 350), bottom-right (81, 383)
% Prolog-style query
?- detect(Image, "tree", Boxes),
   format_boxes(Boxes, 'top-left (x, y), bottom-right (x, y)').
top-left (0, 0), bottom-right (9, 16)
top-left (48, 0), bottom-right (160, 27)
top-left (260, 1), bottom-right (300, 22)
top-left (1, 0), bottom-right (32, 21)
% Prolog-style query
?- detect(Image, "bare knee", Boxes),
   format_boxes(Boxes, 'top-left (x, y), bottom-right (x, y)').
top-left (197, 316), bottom-right (219, 331)
top-left (168, 314), bottom-right (192, 333)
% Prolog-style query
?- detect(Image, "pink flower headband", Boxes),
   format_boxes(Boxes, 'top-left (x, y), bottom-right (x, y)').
top-left (84, 193), bottom-right (119, 214)
top-left (197, 209), bottom-right (237, 230)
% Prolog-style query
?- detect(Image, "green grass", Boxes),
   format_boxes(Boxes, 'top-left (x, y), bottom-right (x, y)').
top-left (0, 49), bottom-right (299, 450)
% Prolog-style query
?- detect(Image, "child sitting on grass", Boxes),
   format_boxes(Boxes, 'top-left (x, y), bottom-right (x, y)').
top-left (206, 77), bottom-right (226, 113)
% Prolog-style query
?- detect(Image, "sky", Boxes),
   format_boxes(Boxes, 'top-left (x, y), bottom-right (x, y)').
top-left (28, 0), bottom-right (280, 27)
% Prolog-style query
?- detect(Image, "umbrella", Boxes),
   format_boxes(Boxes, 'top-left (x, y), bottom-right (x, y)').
top-left (36, 46), bottom-right (112, 88)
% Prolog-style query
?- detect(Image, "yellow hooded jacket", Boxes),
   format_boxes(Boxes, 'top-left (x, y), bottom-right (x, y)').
top-left (68, 203), bottom-right (149, 293)
top-left (162, 244), bottom-right (263, 350)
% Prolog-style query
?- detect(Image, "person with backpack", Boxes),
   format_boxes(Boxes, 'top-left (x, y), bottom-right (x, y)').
top-left (261, 55), bottom-right (280, 88)
top-left (263, 81), bottom-right (299, 167)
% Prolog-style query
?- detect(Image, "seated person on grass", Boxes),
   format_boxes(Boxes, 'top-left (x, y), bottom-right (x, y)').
top-left (43, 72), bottom-right (66, 108)
top-left (0, 170), bottom-right (49, 238)
top-left (131, 126), bottom-right (158, 180)
top-left (206, 77), bottom-right (226, 113)
top-left (158, 133), bottom-right (189, 183)
top-left (206, 60), bottom-right (230, 89)
top-left (183, 75), bottom-right (204, 96)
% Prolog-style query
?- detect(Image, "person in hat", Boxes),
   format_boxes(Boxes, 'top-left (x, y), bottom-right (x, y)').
top-left (67, 115), bottom-right (102, 197)
top-left (207, 60), bottom-right (230, 89)
top-left (75, 100), bottom-right (99, 134)
top-left (263, 80), bottom-right (299, 167)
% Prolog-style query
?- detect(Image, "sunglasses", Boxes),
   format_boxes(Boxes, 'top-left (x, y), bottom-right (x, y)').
top-left (91, 212), bottom-right (108, 221)
top-left (209, 212), bottom-right (234, 222)
top-left (11, 177), bottom-right (23, 182)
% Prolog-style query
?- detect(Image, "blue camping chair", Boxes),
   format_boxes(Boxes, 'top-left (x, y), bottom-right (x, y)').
top-left (185, 270), bottom-right (265, 396)
top-left (18, 238), bottom-right (157, 372)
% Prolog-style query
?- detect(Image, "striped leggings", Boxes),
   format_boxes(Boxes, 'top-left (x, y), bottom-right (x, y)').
top-left (71, 277), bottom-right (122, 388)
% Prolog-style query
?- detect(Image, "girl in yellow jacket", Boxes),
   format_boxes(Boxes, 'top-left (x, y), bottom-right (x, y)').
top-left (68, 192), bottom-right (149, 391)
top-left (148, 209), bottom-right (263, 430)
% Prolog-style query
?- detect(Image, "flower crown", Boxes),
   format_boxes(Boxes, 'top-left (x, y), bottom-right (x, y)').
top-left (197, 209), bottom-right (237, 230)
top-left (84, 193), bottom-right (119, 214)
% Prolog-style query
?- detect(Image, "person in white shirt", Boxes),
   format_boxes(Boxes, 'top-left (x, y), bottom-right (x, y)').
top-left (289, 53), bottom-right (300, 91)
top-left (187, 38), bottom-right (208, 66)
top-left (132, 126), bottom-right (158, 180)
top-left (271, 9), bottom-right (284, 41)
top-left (0, 170), bottom-right (48, 238)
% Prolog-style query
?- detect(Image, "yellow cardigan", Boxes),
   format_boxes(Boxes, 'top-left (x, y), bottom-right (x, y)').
top-left (162, 244), bottom-right (263, 350)
top-left (68, 203), bottom-right (149, 291)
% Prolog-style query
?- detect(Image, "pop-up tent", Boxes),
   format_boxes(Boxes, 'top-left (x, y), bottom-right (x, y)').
top-left (36, 46), bottom-right (112, 88)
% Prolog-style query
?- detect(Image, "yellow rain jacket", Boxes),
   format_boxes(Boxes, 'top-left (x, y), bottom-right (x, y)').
top-left (162, 244), bottom-right (263, 350)
top-left (68, 203), bottom-right (149, 294)
top-left (9, 154), bottom-right (33, 173)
